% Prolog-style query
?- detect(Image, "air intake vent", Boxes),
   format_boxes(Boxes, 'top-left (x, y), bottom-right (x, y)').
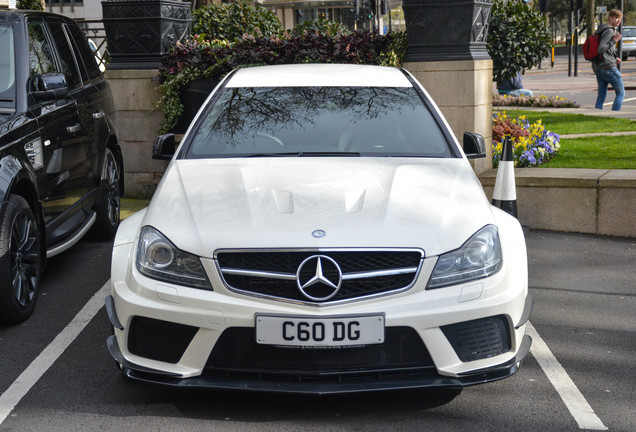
top-left (128, 316), bottom-right (199, 364)
top-left (441, 315), bottom-right (511, 362)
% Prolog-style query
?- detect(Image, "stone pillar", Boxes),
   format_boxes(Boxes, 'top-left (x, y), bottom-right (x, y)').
top-left (404, 60), bottom-right (493, 173)
top-left (105, 69), bottom-right (167, 198)
top-left (402, 0), bottom-right (493, 174)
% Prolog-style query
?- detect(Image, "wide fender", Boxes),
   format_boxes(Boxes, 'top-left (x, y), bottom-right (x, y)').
top-left (491, 205), bottom-right (528, 291)
top-left (0, 154), bottom-right (39, 204)
top-left (0, 154), bottom-right (46, 270)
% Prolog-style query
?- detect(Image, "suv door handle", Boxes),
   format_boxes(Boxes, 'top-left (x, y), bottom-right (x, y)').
top-left (67, 124), bottom-right (81, 134)
top-left (93, 110), bottom-right (105, 120)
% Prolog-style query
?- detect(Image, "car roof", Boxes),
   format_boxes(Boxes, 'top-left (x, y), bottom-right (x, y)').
top-left (226, 64), bottom-right (413, 88)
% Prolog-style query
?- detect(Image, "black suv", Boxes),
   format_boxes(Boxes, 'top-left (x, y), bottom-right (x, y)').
top-left (0, 11), bottom-right (123, 324)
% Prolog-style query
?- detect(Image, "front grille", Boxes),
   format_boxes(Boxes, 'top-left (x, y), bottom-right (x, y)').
top-left (128, 316), bottom-right (199, 364)
top-left (441, 315), bottom-right (511, 362)
top-left (205, 326), bottom-right (434, 375)
top-left (216, 250), bottom-right (423, 303)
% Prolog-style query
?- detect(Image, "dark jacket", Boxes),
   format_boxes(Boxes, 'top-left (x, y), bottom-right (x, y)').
top-left (497, 72), bottom-right (524, 91)
top-left (593, 24), bottom-right (618, 70)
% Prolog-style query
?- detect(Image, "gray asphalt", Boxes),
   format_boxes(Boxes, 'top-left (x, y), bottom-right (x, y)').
top-left (0, 229), bottom-right (634, 431)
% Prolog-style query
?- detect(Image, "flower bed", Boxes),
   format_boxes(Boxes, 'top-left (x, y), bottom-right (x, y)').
top-left (493, 93), bottom-right (579, 108)
top-left (492, 111), bottom-right (561, 167)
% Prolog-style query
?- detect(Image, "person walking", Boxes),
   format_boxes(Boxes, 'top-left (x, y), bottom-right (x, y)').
top-left (593, 9), bottom-right (625, 111)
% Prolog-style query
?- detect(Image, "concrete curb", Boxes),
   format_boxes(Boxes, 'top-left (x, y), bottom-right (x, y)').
top-left (479, 168), bottom-right (636, 238)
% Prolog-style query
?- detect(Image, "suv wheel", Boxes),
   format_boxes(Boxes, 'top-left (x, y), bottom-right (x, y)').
top-left (90, 147), bottom-right (121, 240)
top-left (0, 195), bottom-right (41, 324)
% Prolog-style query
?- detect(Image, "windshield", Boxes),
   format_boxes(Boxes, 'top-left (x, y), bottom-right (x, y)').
top-left (0, 24), bottom-right (16, 117)
top-left (623, 27), bottom-right (636, 38)
top-left (185, 86), bottom-right (454, 158)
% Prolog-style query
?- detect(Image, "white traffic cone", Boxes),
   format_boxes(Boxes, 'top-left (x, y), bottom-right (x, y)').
top-left (492, 136), bottom-right (518, 218)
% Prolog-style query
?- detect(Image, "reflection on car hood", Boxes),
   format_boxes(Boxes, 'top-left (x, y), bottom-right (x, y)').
top-left (143, 158), bottom-right (495, 257)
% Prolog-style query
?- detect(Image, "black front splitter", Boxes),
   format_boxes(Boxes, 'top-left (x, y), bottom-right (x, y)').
top-left (108, 333), bottom-right (532, 395)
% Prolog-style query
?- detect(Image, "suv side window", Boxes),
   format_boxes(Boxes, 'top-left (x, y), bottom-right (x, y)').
top-left (47, 21), bottom-right (82, 89)
top-left (66, 23), bottom-right (100, 80)
top-left (28, 22), bottom-right (56, 87)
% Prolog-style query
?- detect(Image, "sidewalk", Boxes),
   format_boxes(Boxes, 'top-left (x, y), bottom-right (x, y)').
top-left (512, 53), bottom-right (636, 120)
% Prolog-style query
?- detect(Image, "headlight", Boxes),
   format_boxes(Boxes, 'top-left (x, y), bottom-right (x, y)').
top-left (427, 225), bottom-right (503, 289)
top-left (136, 226), bottom-right (212, 290)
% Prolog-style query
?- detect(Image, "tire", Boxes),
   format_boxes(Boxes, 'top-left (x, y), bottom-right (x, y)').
top-left (622, 53), bottom-right (628, 61)
top-left (0, 195), bottom-right (42, 324)
top-left (90, 147), bottom-right (121, 240)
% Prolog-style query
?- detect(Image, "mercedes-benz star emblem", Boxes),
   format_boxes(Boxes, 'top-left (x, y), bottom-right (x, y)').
top-left (312, 229), bottom-right (326, 238)
top-left (296, 255), bottom-right (342, 301)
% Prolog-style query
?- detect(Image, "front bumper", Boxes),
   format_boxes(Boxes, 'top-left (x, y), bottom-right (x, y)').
top-left (106, 325), bottom-right (531, 394)
top-left (621, 42), bottom-right (636, 55)
top-left (107, 208), bottom-right (532, 394)
top-left (106, 265), bottom-right (533, 393)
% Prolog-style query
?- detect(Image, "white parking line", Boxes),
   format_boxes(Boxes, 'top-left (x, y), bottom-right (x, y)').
top-left (0, 285), bottom-right (609, 430)
top-left (604, 96), bottom-right (636, 106)
top-left (527, 322), bottom-right (608, 430)
top-left (0, 281), bottom-right (110, 426)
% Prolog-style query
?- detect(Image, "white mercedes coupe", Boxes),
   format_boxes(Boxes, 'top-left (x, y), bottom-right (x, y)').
top-left (106, 64), bottom-right (532, 395)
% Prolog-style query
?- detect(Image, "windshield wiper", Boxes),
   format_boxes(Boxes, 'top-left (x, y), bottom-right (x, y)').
top-left (297, 152), bottom-right (362, 157)
top-left (242, 152), bottom-right (362, 158)
top-left (242, 152), bottom-right (299, 158)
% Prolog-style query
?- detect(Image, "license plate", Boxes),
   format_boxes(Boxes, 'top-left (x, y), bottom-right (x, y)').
top-left (255, 314), bottom-right (385, 347)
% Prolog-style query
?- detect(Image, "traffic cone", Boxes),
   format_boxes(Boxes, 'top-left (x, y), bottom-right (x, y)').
top-left (492, 136), bottom-right (518, 218)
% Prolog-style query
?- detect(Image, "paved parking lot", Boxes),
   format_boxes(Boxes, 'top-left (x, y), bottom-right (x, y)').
top-left (0, 229), bottom-right (634, 431)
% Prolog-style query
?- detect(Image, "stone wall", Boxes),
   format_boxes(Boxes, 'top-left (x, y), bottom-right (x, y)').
top-left (105, 69), bottom-right (167, 199)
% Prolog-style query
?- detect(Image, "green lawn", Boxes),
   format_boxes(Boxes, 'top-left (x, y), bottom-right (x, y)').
top-left (541, 135), bottom-right (636, 169)
top-left (501, 109), bottom-right (636, 135)
top-left (500, 109), bottom-right (636, 169)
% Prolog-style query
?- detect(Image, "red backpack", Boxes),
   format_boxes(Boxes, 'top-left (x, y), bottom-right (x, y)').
top-left (583, 28), bottom-right (609, 62)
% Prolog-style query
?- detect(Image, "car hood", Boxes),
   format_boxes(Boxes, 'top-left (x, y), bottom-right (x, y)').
top-left (143, 158), bottom-right (495, 257)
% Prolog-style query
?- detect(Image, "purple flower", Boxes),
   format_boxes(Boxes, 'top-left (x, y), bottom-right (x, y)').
top-left (521, 150), bottom-right (537, 165)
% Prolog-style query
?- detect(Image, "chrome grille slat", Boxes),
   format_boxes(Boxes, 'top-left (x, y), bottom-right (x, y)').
top-left (216, 249), bottom-right (424, 304)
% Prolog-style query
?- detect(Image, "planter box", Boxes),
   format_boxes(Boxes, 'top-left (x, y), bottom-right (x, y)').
top-left (403, 0), bottom-right (493, 62)
top-left (102, 0), bottom-right (192, 69)
top-left (172, 77), bottom-right (218, 134)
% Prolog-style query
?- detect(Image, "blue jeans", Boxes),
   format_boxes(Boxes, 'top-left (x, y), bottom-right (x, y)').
top-left (595, 67), bottom-right (624, 111)
top-left (507, 89), bottom-right (534, 97)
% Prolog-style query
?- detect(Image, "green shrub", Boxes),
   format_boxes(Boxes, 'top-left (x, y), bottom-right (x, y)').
top-left (487, 0), bottom-right (552, 84)
top-left (290, 18), bottom-right (350, 37)
top-left (192, 0), bottom-right (284, 42)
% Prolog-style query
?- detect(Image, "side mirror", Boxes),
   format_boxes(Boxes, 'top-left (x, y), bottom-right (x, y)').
top-left (152, 134), bottom-right (176, 160)
top-left (31, 73), bottom-right (68, 101)
top-left (463, 132), bottom-right (486, 159)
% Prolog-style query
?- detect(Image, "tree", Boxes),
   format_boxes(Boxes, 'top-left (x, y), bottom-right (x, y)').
top-left (487, 0), bottom-right (553, 84)
top-left (17, 0), bottom-right (44, 10)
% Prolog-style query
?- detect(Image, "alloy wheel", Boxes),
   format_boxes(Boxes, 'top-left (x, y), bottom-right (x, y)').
top-left (10, 209), bottom-right (40, 308)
